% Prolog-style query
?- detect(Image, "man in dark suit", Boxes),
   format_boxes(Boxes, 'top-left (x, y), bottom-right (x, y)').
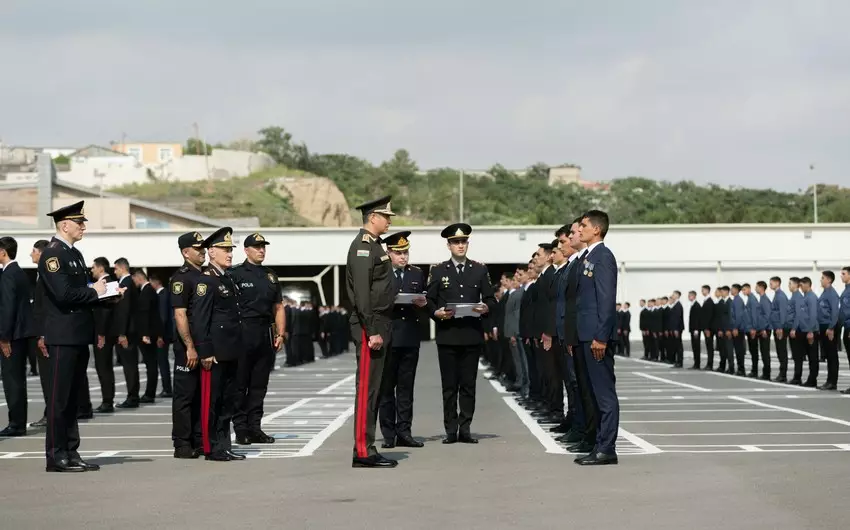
top-left (620, 303), bottom-right (632, 357)
top-left (688, 291), bottom-right (702, 369)
top-left (700, 285), bottom-right (716, 370)
top-left (28, 240), bottom-right (51, 428)
top-left (0, 237), bottom-right (37, 436)
top-left (90, 257), bottom-right (116, 413)
top-left (426, 223), bottom-right (496, 445)
top-left (150, 274), bottom-right (173, 397)
top-left (572, 210), bottom-right (620, 466)
top-left (379, 231), bottom-right (427, 449)
top-left (532, 241), bottom-right (563, 424)
top-left (133, 269), bottom-right (163, 402)
top-left (716, 286), bottom-right (735, 374)
top-left (518, 261), bottom-right (540, 407)
top-left (669, 290), bottom-right (685, 368)
top-left (113, 257), bottom-right (140, 408)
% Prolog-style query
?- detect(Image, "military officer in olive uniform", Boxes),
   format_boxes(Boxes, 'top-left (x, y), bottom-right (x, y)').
top-left (231, 232), bottom-right (285, 445)
top-left (426, 223), bottom-right (496, 444)
top-left (192, 227), bottom-right (246, 462)
top-left (169, 231), bottom-right (206, 459)
top-left (38, 201), bottom-right (110, 472)
top-left (378, 231), bottom-right (427, 449)
top-left (347, 196), bottom-right (397, 468)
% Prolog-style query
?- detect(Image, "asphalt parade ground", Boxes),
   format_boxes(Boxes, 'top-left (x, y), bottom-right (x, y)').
top-left (2, 342), bottom-right (850, 529)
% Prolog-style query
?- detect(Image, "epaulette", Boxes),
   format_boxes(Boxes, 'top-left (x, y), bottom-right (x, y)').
top-left (203, 270), bottom-right (212, 276)
top-left (408, 265), bottom-right (421, 271)
top-left (47, 241), bottom-right (61, 249)
top-left (178, 265), bottom-right (189, 273)
top-left (470, 259), bottom-right (485, 267)
top-left (361, 233), bottom-right (375, 243)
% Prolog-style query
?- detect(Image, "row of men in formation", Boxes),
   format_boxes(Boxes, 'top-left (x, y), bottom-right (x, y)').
top-left (0, 200), bottom-right (360, 471)
top-left (635, 273), bottom-right (850, 392)
top-left (345, 195), bottom-right (622, 468)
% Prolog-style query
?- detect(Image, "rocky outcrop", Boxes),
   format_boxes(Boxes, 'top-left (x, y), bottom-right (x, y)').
top-left (272, 175), bottom-right (354, 227)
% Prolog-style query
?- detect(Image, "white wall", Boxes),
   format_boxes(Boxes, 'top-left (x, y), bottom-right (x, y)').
top-left (60, 156), bottom-right (147, 188)
top-left (152, 149), bottom-right (277, 182)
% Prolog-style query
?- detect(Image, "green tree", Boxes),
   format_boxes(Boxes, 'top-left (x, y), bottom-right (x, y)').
top-left (185, 138), bottom-right (214, 155)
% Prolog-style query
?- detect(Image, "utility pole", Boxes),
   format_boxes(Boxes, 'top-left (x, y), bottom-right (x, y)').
top-left (811, 164), bottom-right (818, 224)
top-left (459, 169), bottom-right (464, 222)
top-left (193, 122), bottom-right (210, 179)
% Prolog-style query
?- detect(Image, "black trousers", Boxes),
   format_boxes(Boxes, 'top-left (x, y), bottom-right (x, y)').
top-left (352, 326), bottom-right (388, 458)
top-left (284, 333), bottom-right (296, 366)
top-left (523, 339), bottom-right (541, 400)
top-left (578, 342), bottom-right (619, 454)
top-left (820, 325), bottom-right (838, 385)
top-left (94, 338), bottom-right (116, 404)
top-left (33, 339), bottom-right (50, 419)
top-left (45, 345), bottom-right (89, 464)
top-left (233, 322), bottom-right (276, 435)
top-left (622, 331), bottom-right (630, 356)
top-left (555, 338), bottom-right (577, 422)
top-left (718, 334), bottom-right (734, 372)
top-left (747, 335), bottom-right (760, 373)
top-left (569, 342), bottom-right (598, 444)
top-left (1, 338), bottom-right (29, 429)
top-left (691, 331), bottom-right (702, 367)
top-left (790, 333), bottom-right (805, 381)
top-left (199, 358), bottom-right (239, 455)
top-left (117, 342), bottom-right (140, 402)
top-left (157, 344), bottom-right (172, 394)
top-left (774, 330), bottom-right (789, 378)
top-left (732, 333), bottom-right (747, 372)
top-left (704, 332), bottom-right (715, 368)
top-left (379, 345), bottom-right (420, 440)
top-left (803, 331), bottom-right (820, 383)
top-left (542, 340), bottom-right (564, 416)
top-left (26, 339), bottom-right (38, 375)
top-left (758, 333), bottom-right (771, 377)
top-left (171, 355), bottom-right (201, 450)
top-left (436, 343), bottom-right (480, 437)
top-left (139, 342), bottom-right (159, 398)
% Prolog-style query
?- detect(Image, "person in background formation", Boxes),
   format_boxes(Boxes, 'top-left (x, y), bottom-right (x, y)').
top-left (668, 291), bottom-right (684, 368)
top-left (768, 277), bottom-right (789, 383)
top-left (754, 281), bottom-right (772, 380)
top-left (113, 257), bottom-right (140, 409)
top-left (839, 267), bottom-right (850, 394)
top-left (231, 232), bottom-right (285, 446)
top-left (787, 277), bottom-right (804, 384)
top-left (427, 223), bottom-right (495, 445)
top-left (519, 258), bottom-right (540, 408)
top-left (192, 227), bottom-right (245, 462)
top-left (504, 269), bottom-right (528, 398)
top-left (379, 231), bottom-right (427, 449)
top-left (687, 290), bottom-right (702, 369)
top-left (532, 240), bottom-right (563, 425)
top-left (0, 236), bottom-right (37, 437)
top-left (616, 302), bottom-right (631, 357)
top-left (91, 257), bottom-right (116, 413)
top-left (700, 285), bottom-right (716, 370)
top-left (28, 240), bottom-right (51, 429)
top-left (817, 271), bottom-right (840, 390)
top-left (149, 274), bottom-right (173, 398)
top-left (797, 277), bottom-right (819, 387)
top-left (38, 201), bottom-right (110, 472)
top-left (133, 268), bottom-right (164, 402)
top-left (170, 231), bottom-right (206, 459)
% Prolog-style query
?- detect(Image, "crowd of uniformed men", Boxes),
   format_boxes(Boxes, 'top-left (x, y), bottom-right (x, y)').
top-left (635, 274), bottom-right (850, 393)
top-left (0, 201), bottom-right (350, 472)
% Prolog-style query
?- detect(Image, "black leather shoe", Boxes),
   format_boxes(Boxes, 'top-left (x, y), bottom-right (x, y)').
top-left (174, 447), bottom-right (199, 459)
top-left (576, 451), bottom-right (619, 466)
top-left (688, 365), bottom-right (700, 370)
top-left (381, 440), bottom-right (396, 449)
top-left (139, 395), bottom-right (155, 404)
top-left (458, 434), bottom-right (478, 444)
top-left (550, 421), bottom-right (572, 433)
top-left (116, 400), bottom-right (139, 409)
top-left (773, 376), bottom-right (787, 383)
top-left (225, 450), bottom-right (246, 460)
top-left (556, 430), bottom-right (584, 444)
top-left (251, 431), bottom-right (275, 444)
top-left (567, 441), bottom-right (594, 453)
top-left (29, 417), bottom-right (48, 428)
top-left (235, 433), bottom-right (253, 445)
top-left (70, 458), bottom-right (100, 471)
top-left (0, 426), bottom-right (26, 437)
top-left (818, 383), bottom-right (837, 391)
top-left (46, 458), bottom-right (86, 473)
top-left (95, 403), bottom-right (114, 413)
top-left (158, 391), bottom-right (173, 398)
top-left (396, 435), bottom-right (424, 448)
top-left (788, 379), bottom-right (802, 385)
top-left (442, 433), bottom-right (458, 444)
top-left (352, 455), bottom-right (398, 468)
top-left (76, 410), bottom-right (93, 420)
top-left (802, 380), bottom-right (817, 388)
top-left (205, 452), bottom-right (232, 461)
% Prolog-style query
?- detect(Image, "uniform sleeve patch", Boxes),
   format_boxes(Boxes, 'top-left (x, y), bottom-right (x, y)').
top-left (380, 255), bottom-right (390, 261)
top-left (172, 281), bottom-right (184, 295)
top-left (196, 283), bottom-right (208, 297)
top-left (357, 249), bottom-right (370, 257)
top-left (46, 257), bottom-right (60, 273)
top-left (267, 272), bottom-right (278, 284)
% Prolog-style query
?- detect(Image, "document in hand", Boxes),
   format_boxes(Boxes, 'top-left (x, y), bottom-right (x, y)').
top-left (394, 293), bottom-right (426, 305)
top-left (99, 281), bottom-right (121, 300)
top-left (445, 303), bottom-right (482, 318)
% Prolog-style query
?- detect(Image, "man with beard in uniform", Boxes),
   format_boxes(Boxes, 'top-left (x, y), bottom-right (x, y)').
top-left (38, 201), bottom-right (111, 472)
top-left (192, 227), bottom-right (245, 462)
top-left (170, 231), bottom-right (206, 459)
top-left (347, 196), bottom-right (397, 468)
top-left (231, 232), bottom-right (285, 446)
top-left (379, 231), bottom-right (427, 449)
top-left (427, 223), bottom-right (496, 445)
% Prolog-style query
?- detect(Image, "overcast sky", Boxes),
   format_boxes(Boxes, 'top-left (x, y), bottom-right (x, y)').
top-left (2, 1), bottom-right (848, 191)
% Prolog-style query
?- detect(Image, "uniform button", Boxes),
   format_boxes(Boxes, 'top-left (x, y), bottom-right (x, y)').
top-left (460, 295), bottom-right (464, 298)
top-left (460, 284), bottom-right (464, 288)
top-left (402, 317), bottom-right (406, 320)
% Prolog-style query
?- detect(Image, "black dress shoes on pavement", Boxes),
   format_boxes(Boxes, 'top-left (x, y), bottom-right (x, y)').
top-left (381, 440), bottom-right (396, 449)
top-left (458, 434), bottom-right (478, 444)
top-left (0, 426), bottom-right (26, 437)
top-left (575, 451), bottom-right (618, 466)
top-left (29, 417), bottom-right (48, 428)
top-left (139, 395), bottom-right (155, 404)
top-left (76, 410), bottom-right (94, 420)
top-left (158, 391), bottom-right (174, 398)
top-left (205, 452), bottom-right (232, 462)
top-left (70, 458), bottom-right (101, 471)
top-left (567, 441), bottom-right (594, 454)
top-left (46, 458), bottom-right (87, 473)
top-left (174, 447), bottom-right (200, 459)
top-left (225, 450), bottom-right (246, 460)
top-left (95, 403), bottom-right (114, 413)
top-left (116, 400), bottom-right (139, 409)
top-left (442, 433), bottom-right (458, 444)
top-left (396, 435), bottom-right (424, 448)
top-left (352, 454), bottom-right (398, 468)
top-left (556, 430), bottom-right (584, 444)
top-left (818, 383), bottom-right (837, 391)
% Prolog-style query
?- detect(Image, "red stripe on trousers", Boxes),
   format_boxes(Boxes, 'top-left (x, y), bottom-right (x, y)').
top-left (200, 369), bottom-right (211, 454)
top-left (355, 329), bottom-right (371, 458)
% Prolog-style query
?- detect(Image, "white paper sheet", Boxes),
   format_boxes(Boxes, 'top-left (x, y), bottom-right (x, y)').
top-left (446, 303), bottom-right (484, 318)
top-left (395, 293), bottom-right (426, 305)
top-left (98, 281), bottom-right (121, 300)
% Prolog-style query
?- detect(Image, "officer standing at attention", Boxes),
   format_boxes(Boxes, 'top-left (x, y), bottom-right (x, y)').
top-left (378, 231), bottom-right (427, 449)
top-left (231, 232), bottom-right (285, 445)
top-left (347, 196), bottom-right (397, 468)
top-left (38, 201), bottom-right (109, 472)
top-left (170, 231), bottom-right (206, 459)
top-left (192, 227), bottom-right (245, 462)
top-left (426, 223), bottom-right (496, 445)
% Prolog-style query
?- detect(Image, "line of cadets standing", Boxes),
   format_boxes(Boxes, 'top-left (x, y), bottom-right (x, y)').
top-left (638, 270), bottom-right (850, 393)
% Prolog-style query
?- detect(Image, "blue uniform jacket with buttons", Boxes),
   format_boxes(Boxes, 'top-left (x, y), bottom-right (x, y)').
top-left (817, 286), bottom-right (840, 328)
top-left (840, 285), bottom-right (850, 329)
top-left (769, 289), bottom-right (789, 330)
top-left (391, 265), bottom-right (426, 349)
top-left (426, 259), bottom-right (496, 346)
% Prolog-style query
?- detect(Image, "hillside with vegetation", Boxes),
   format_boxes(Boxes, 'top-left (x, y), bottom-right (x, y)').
top-left (114, 125), bottom-right (850, 227)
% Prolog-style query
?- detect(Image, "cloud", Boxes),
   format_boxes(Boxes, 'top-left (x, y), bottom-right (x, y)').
top-left (1, 0), bottom-right (848, 191)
